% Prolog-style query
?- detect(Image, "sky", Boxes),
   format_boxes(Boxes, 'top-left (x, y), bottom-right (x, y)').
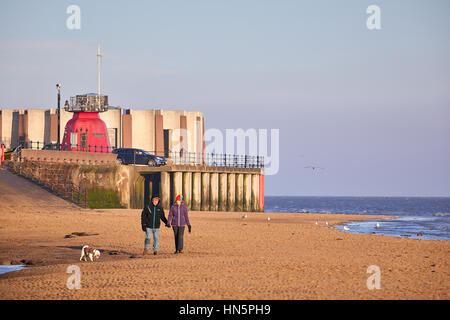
top-left (1, 0), bottom-right (449, 196)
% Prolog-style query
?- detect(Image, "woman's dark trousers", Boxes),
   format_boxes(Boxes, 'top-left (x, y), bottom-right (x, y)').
top-left (172, 226), bottom-right (185, 252)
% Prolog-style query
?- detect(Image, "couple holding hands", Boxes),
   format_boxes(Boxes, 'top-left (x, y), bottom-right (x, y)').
top-left (141, 194), bottom-right (191, 255)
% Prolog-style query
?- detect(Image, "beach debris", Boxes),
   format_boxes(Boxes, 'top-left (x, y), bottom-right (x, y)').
top-left (16, 259), bottom-right (40, 265)
top-left (315, 221), bottom-right (318, 225)
top-left (64, 232), bottom-right (100, 239)
top-left (108, 250), bottom-right (121, 255)
top-left (325, 221), bottom-right (329, 226)
top-left (417, 233), bottom-right (423, 236)
top-left (242, 214), bottom-right (247, 219)
top-left (343, 226), bottom-right (350, 231)
top-left (376, 223), bottom-right (380, 228)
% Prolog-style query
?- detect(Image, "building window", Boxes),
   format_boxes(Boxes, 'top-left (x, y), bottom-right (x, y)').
top-left (80, 133), bottom-right (87, 148)
top-left (108, 128), bottom-right (117, 149)
top-left (70, 132), bottom-right (77, 148)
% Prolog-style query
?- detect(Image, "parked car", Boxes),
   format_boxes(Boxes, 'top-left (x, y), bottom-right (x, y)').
top-left (42, 143), bottom-right (60, 150)
top-left (112, 148), bottom-right (167, 166)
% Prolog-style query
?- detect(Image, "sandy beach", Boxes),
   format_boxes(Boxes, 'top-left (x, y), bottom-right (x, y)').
top-left (0, 169), bottom-right (448, 300)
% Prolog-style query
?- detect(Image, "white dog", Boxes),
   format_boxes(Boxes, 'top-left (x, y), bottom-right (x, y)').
top-left (80, 245), bottom-right (101, 262)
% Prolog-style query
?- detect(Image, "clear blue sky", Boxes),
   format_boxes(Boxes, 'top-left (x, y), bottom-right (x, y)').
top-left (1, 0), bottom-right (449, 196)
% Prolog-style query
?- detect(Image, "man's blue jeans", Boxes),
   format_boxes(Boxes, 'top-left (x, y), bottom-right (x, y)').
top-left (145, 228), bottom-right (160, 252)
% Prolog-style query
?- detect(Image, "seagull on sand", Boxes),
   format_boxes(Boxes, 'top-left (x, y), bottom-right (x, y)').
top-left (267, 217), bottom-right (271, 221)
top-left (325, 221), bottom-right (329, 226)
top-left (315, 221), bottom-right (318, 225)
top-left (343, 226), bottom-right (350, 231)
top-left (242, 214), bottom-right (248, 219)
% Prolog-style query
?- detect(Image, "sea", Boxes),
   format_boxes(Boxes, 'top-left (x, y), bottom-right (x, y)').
top-left (0, 265), bottom-right (28, 275)
top-left (264, 196), bottom-right (450, 241)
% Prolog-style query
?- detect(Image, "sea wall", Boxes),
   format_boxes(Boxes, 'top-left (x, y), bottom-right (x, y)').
top-left (10, 159), bottom-right (265, 211)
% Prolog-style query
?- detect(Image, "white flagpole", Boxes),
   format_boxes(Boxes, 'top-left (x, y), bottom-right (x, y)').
top-left (97, 43), bottom-right (102, 109)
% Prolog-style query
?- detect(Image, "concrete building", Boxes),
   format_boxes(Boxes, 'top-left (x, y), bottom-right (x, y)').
top-left (0, 107), bottom-right (205, 156)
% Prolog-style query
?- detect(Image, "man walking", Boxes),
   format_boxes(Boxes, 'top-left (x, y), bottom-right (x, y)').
top-left (141, 196), bottom-right (169, 255)
top-left (167, 194), bottom-right (191, 254)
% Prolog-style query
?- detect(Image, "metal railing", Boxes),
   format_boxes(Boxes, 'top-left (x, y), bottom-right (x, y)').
top-left (18, 141), bottom-right (114, 153)
top-left (166, 151), bottom-right (264, 168)
top-left (15, 141), bottom-right (265, 169)
top-left (5, 158), bottom-right (87, 208)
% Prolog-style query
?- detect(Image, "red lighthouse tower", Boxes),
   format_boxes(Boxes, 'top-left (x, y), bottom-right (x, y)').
top-left (61, 94), bottom-right (111, 153)
top-left (61, 44), bottom-right (111, 153)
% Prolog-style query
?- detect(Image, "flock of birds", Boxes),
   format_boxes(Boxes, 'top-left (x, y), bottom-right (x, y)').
top-left (241, 214), bottom-right (382, 231)
top-left (313, 220), bottom-right (381, 231)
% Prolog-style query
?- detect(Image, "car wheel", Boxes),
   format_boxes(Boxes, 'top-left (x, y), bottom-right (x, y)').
top-left (148, 159), bottom-right (156, 167)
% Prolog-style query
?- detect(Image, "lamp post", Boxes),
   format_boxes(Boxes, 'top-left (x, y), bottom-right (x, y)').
top-left (56, 84), bottom-right (61, 147)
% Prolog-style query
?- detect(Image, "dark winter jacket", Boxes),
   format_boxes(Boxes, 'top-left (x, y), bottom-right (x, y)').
top-left (141, 202), bottom-right (168, 230)
top-left (167, 203), bottom-right (190, 227)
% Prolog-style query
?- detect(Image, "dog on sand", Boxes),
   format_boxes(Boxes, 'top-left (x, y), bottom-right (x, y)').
top-left (80, 245), bottom-right (101, 261)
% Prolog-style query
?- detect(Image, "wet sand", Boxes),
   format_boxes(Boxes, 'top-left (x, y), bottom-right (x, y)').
top-left (0, 168), bottom-right (448, 299)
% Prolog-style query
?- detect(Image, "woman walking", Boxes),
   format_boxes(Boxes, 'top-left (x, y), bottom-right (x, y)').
top-left (167, 194), bottom-right (191, 254)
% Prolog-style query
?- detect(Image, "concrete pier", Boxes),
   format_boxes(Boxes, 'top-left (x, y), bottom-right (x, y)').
top-left (201, 172), bottom-right (210, 211)
top-left (227, 173), bottom-right (235, 211)
top-left (235, 173), bottom-right (244, 212)
top-left (173, 171), bottom-right (183, 202)
top-left (160, 172), bottom-right (170, 210)
top-left (251, 174), bottom-right (260, 212)
top-left (8, 150), bottom-right (265, 212)
top-left (192, 172), bottom-right (201, 210)
top-left (210, 173), bottom-right (219, 211)
top-left (183, 172), bottom-right (192, 210)
top-left (243, 174), bottom-right (252, 212)
top-left (219, 173), bottom-right (228, 211)
top-left (87, 163), bottom-right (263, 211)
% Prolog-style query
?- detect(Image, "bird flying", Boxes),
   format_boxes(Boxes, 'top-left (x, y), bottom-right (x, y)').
top-left (304, 166), bottom-right (324, 171)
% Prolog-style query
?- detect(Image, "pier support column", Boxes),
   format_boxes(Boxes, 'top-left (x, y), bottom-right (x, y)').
top-left (227, 173), bottom-right (236, 211)
top-left (243, 174), bottom-right (252, 212)
top-left (183, 172), bottom-right (192, 210)
top-left (219, 173), bottom-right (228, 211)
top-left (251, 174), bottom-right (260, 212)
top-left (210, 173), bottom-right (219, 211)
top-left (259, 174), bottom-right (264, 212)
top-left (235, 173), bottom-right (244, 212)
top-left (173, 171), bottom-right (183, 203)
top-left (201, 172), bottom-right (210, 211)
top-left (192, 172), bottom-right (201, 211)
top-left (160, 172), bottom-right (170, 211)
